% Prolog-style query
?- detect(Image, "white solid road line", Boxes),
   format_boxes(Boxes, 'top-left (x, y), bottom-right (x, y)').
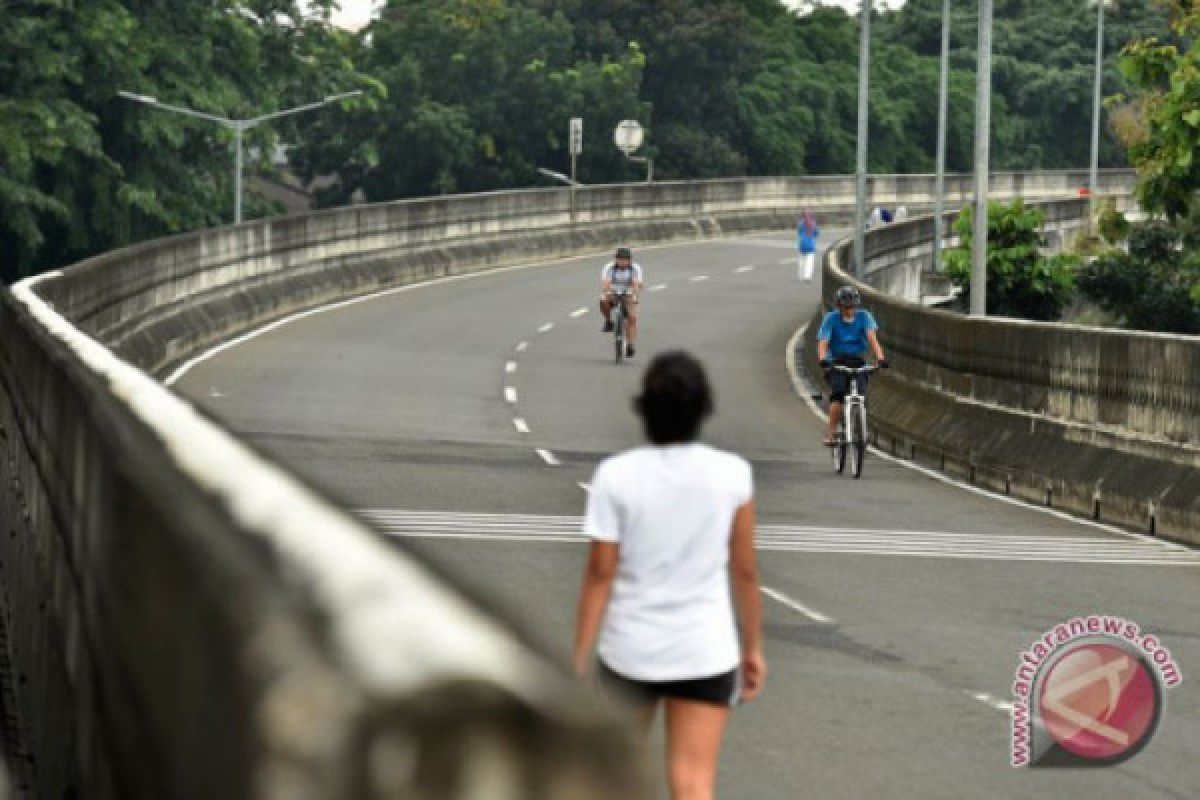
top-left (537, 322), bottom-right (554, 333)
top-left (689, 275), bottom-right (710, 283)
top-left (513, 418), bottom-right (530, 434)
top-left (516, 341), bottom-right (529, 352)
top-left (735, 265), bottom-right (755, 273)
top-left (570, 307), bottom-right (588, 318)
top-left (505, 361), bottom-right (517, 373)
top-left (536, 449), bottom-right (561, 466)
top-left (504, 387), bottom-right (518, 404)
top-left (357, 510), bottom-right (1200, 565)
top-left (761, 586), bottom-right (834, 624)
top-left (649, 283), bottom-right (668, 292)
top-left (784, 323), bottom-right (1196, 550)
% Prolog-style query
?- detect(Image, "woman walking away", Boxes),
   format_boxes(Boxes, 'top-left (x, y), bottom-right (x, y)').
top-left (573, 351), bottom-right (765, 800)
top-left (797, 211), bottom-right (820, 282)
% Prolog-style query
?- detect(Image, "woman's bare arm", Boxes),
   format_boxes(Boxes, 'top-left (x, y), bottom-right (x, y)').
top-left (730, 499), bottom-right (766, 700)
top-left (573, 541), bottom-right (619, 677)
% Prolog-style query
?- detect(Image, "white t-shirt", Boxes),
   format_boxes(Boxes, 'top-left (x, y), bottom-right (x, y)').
top-left (584, 442), bottom-right (753, 681)
top-left (601, 261), bottom-right (643, 292)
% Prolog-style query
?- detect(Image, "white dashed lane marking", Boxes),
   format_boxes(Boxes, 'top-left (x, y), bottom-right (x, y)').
top-left (570, 307), bottom-right (588, 318)
top-left (538, 322), bottom-right (554, 333)
top-left (969, 692), bottom-right (1014, 713)
top-left (535, 449), bottom-right (561, 466)
top-left (516, 341), bottom-right (529, 352)
top-left (504, 387), bottom-right (518, 404)
top-left (513, 418), bottom-right (530, 434)
top-left (689, 275), bottom-right (710, 283)
top-left (649, 284), bottom-right (668, 292)
top-left (761, 586), bottom-right (834, 624)
top-left (735, 265), bottom-right (755, 274)
top-left (505, 361), bottom-right (517, 373)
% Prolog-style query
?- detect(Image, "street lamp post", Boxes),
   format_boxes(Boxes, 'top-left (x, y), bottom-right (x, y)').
top-left (933, 0), bottom-right (951, 272)
top-left (971, 0), bottom-right (993, 317)
top-left (1090, 0), bottom-right (1107, 200)
top-left (118, 90), bottom-right (363, 224)
top-left (853, 0), bottom-right (872, 277)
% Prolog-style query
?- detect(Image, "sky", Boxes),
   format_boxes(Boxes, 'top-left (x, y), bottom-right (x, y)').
top-left (328, 1), bottom-right (906, 31)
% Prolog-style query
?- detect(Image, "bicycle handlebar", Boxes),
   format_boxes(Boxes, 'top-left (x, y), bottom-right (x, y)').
top-left (830, 364), bottom-right (880, 374)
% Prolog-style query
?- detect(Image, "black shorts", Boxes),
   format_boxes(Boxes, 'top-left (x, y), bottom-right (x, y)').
top-left (825, 356), bottom-right (868, 404)
top-left (597, 660), bottom-right (740, 708)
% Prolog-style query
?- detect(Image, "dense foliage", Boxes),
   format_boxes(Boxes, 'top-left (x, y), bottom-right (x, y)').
top-left (2, 0), bottom-right (1173, 281)
top-left (1079, 221), bottom-right (1200, 334)
top-left (942, 199), bottom-right (1077, 320)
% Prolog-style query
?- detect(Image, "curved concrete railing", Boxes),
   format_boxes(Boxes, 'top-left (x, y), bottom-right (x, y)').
top-left (0, 169), bottom-right (1135, 797)
top-left (802, 196), bottom-right (1199, 543)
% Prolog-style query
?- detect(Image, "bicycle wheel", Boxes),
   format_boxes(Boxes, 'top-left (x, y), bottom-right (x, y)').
top-left (614, 312), bottom-right (624, 364)
top-left (850, 403), bottom-right (867, 479)
top-left (833, 420), bottom-right (847, 474)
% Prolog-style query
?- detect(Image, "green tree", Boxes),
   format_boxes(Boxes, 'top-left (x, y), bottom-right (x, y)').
top-left (942, 199), bottom-right (1078, 320)
top-left (1079, 221), bottom-right (1200, 333)
top-left (1, 0), bottom-right (368, 282)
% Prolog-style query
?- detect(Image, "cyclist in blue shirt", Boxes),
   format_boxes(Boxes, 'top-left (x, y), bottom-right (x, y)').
top-left (817, 286), bottom-right (888, 447)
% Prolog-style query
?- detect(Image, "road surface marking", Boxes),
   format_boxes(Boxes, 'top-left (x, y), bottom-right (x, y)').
top-left (778, 257), bottom-right (795, 264)
top-left (649, 283), bottom-right (668, 292)
top-left (358, 511), bottom-right (1200, 565)
top-left (504, 387), bottom-right (518, 404)
top-left (761, 586), bottom-right (834, 624)
top-left (537, 322), bottom-right (554, 334)
top-left (689, 275), bottom-right (710, 283)
top-left (577, 482), bottom-right (591, 492)
top-left (535, 449), bottom-right (560, 466)
top-left (735, 265), bottom-right (755, 274)
top-left (784, 323), bottom-right (1196, 549)
top-left (516, 341), bottom-right (529, 352)
top-left (513, 418), bottom-right (530, 434)
top-left (505, 361), bottom-right (517, 373)
top-left (570, 307), bottom-right (588, 318)
top-left (970, 692), bottom-right (1014, 713)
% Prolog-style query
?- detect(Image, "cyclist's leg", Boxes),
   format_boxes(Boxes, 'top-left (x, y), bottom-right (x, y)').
top-left (626, 296), bottom-right (639, 343)
top-left (825, 371), bottom-right (848, 444)
top-left (599, 293), bottom-right (612, 319)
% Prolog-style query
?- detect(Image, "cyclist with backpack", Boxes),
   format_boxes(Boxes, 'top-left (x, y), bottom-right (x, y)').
top-left (817, 286), bottom-right (888, 447)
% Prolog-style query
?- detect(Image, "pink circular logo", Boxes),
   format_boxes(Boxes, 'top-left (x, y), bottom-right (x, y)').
top-left (1038, 642), bottom-right (1160, 762)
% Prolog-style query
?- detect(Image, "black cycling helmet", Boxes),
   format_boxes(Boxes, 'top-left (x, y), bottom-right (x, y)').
top-left (835, 285), bottom-right (862, 308)
top-left (615, 246), bottom-right (633, 260)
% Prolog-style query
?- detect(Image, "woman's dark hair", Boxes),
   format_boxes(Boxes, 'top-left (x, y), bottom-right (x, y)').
top-left (633, 351), bottom-right (714, 444)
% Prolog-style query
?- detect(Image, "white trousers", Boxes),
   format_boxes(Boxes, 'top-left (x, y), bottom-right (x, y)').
top-left (798, 252), bottom-right (816, 281)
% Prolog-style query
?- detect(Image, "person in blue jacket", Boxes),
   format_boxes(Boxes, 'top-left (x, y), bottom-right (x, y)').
top-left (817, 286), bottom-right (888, 446)
top-left (797, 212), bottom-right (819, 282)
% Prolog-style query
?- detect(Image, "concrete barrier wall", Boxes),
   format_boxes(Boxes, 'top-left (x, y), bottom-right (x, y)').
top-left (806, 196), bottom-right (1200, 543)
top-left (0, 169), bottom-right (1135, 798)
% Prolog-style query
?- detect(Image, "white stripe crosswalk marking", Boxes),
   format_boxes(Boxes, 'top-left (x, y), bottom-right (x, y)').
top-left (356, 511), bottom-right (1200, 566)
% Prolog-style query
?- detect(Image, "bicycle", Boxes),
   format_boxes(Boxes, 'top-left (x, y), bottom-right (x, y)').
top-left (829, 364), bottom-right (878, 479)
top-left (608, 289), bottom-right (634, 365)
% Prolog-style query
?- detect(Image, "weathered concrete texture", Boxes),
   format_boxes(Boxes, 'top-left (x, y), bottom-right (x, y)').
top-left (810, 197), bottom-right (1200, 543)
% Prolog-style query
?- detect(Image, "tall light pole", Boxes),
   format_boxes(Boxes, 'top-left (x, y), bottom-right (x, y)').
top-left (1090, 0), bottom-right (1107, 199)
top-left (933, 0), bottom-right (952, 272)
top-left (118, 90), bottom-right (363, 224)
top-left (970, 0), bottom-right (993, 317)
top-left (853, 0), bottom-right (871, 277)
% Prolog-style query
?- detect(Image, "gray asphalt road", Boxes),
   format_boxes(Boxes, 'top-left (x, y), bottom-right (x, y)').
top-left (177, 234), bottom-right (1200, 799)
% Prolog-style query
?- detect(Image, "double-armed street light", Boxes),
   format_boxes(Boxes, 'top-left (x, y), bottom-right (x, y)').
top-left (118, 90), bottom-right (363, 224)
